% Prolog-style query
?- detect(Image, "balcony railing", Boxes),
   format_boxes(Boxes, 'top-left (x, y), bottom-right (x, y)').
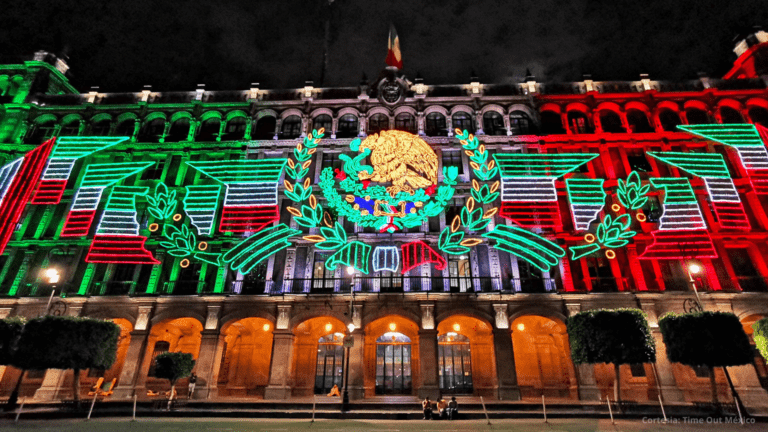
top-left (92, 281), bottom-right (135, 296)
top-left (163, 280), bottom-right (205, 295)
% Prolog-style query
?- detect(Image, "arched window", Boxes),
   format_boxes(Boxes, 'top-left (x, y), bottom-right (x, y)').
top-left (394, 113), bottom-right (416, 133)
top-left (280, 115), bottom-right (302, 139)
top-left (252, 116), bottom-right (276, 140)
top-left (368, 113), bottom-right (389, 135)
top-left (626, 109), bottom-right (653, 133)
top-left (509, 111), bottom-right (533, 135)
top-left (312, 114), bottom-right (332, 134)
top-left (539, 111), bottom-right (565, 135)
top-left (599, 110), bottom-right (624, 133)
top-left (197, 118), bottom-right (221, 142)
top-left (222, 117), bottom-right (246, 141)
top-left (720, 106), bottom-right (744, 124)
top-left (165, 118), bottom-right (190, 142)
top-left (425, 112), bottom-right (447, 136)
top-left (685, 108), bottom-right (710, 125)
top-left (749, 106), bottom-right (768, 128)
top-left (375, 332), bottom-right (412, 395)
top-left (438, 333), bottom-right (472, 394)
top-left (89, 118), bottom-right (112, 136)
top-left (452, 112), bottom-right (474, 134)
top-left (482, 111), bottom-right (506, 136)
top-left (567, 111), bottom-right (592, 134)
top-left (658, 109), bottom-right (681, 132)
top-left (336, 114), bottom-right (358, 138)
top-left (138, 118), bottom-right (166, 143)
top-left (114, 118), bottom-right (137, 137)
top-left (24, 119), bottom-right (56, 144)
top-left (315, 333), bottom-right (344, 395)
top-left (59, 120), bottom-right (80, 137)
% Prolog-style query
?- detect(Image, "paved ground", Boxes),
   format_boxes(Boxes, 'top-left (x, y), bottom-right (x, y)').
top-left (0, 418), bottom-right (763, 432)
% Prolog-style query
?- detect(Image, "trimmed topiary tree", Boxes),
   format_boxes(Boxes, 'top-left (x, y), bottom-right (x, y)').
top-left (152, 352), bottom-right (195, 409)
top-left (14, 316), bottom-right (120, 407)
top-left (566, 308), bottom-right (656, 407)
top-left (659, 311), bottom-right (753, 406)
top-left (0, 317), bottom-right (25, 409)
top-left (753, 317), bottom-right (768, 363)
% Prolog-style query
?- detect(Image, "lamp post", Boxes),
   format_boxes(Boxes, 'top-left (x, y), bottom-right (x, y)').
top-left (342, 321), bottom-right (355, 412)
top-left (686, 263), bottom-right (704, 312)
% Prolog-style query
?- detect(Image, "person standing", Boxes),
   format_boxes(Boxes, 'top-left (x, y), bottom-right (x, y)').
top-left (422, 397), bottom-right (432, 420)
top-left (188, 373), bottom-right (197, 399)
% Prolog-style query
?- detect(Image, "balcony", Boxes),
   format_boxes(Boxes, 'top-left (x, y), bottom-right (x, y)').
top-left (734, 276), bottom-right (768, 292)
top-left (163, 280), bottom-right (204, 295)
top-left (229, 279), bottom-right (268, 295)
top-left (92, 281), bottom-right (135, 296)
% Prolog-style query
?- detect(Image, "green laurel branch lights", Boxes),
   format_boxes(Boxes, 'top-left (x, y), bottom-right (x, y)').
top-left (146, 182), bottom-right (177, 221)
top-left (569, 214), bottom-right (637, 260)
top-left (482, 225), bottom-right (565, 272)
top-left (616, 171), bottom-right (650, 210)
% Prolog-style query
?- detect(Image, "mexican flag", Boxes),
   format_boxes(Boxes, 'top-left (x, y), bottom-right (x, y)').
top-left (385, 24), bottom-right (402, 69)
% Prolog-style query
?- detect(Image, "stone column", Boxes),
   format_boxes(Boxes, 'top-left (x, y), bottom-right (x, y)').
top-left (725, 364), bottom-right (768, 409)
top-left (112, 330), bottom-right (151, 399)
top-left (264, 330), bottom-right (295, 399)
top-left (575, 364), bottom-right (600, 400)
top-left (348, 329), bottom-right (365, 400)
top-left (651, 330), bottom-right (685, 402)
top-left (34, 303), bottom-right (84, 400)
top-left (494, 328), bottom-right (521, 400)
top-left (417, 329), bottom-right (440, 399)
top-left (194, 330), bottom-right (225, 399)
top-left (113, 305), bottom-right (154, 399)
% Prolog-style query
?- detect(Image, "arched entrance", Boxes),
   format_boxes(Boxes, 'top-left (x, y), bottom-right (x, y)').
top-left (436, 315), bottom-right (497, 396)
top-left (511, 315), bottom-right (575, 399)
top-left (142, 317), bottom-right (203, 396)
top-left (290, 317), bottom-right (348, 397)
top-left (217, 317), bottom-right (274, 397)
top-left (364, 315), bottom-right (420, 397)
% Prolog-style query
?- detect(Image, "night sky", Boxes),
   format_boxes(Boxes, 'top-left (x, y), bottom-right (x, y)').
top-left (1, 0), bottom-right (766, 92)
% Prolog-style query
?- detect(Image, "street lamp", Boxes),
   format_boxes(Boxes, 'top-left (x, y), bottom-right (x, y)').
top-left (342, 322), bottom-right (355, 412)
top-left (687, 262), bottom-right (704, 311)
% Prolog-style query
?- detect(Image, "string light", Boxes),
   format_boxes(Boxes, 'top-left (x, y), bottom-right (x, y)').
top-left (493, 153), bottom-right (598, 228)
top-left (482, 225), bottom-right (565, 272)
top-left (61, 161), bottom-right (154, 237)
top-left (566, 178), bottom-right (605, 230)
top-left (649, 178), bottom-right (707, 231)
top-left (400, 240), bottom-right (447, 272)
top-left (186, 160), bottom-right (286, 233)
top-left (0, 138), bottom-right (55, 255)
top-left (31, 136), bottom-right (129, 204)
top-left (183, 185), bottom-right (222, 236)
top-left (648, 151), bottom-right (749, 230)
top-left (372, 246), bottom-right (400, 272)
top-left (323, 241), bottom-right (371, 274)
top-left (221, 223), bottom-right (300, 275)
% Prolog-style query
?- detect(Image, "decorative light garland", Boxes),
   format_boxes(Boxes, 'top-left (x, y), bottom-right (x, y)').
top-left (566, 178), bottom-right (605, 230)
top-left (183, 185), bottom-right (222, 236)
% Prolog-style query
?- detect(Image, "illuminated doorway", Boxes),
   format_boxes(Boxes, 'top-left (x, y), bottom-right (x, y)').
top-left (315, 333), bottom-right (344, 395)
top-left (438, 333), bottom-right (473, 394)
top-left (375, 332), bottom-right (412, 394)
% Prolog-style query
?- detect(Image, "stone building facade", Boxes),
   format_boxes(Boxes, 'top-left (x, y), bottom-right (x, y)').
top-left (1, 34), bottom-right (768, 408)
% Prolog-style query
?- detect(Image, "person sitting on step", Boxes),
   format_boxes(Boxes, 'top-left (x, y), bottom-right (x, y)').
top-left (422, 397), bottom-right (433, 420)
top-left (327, 384), bottom-right (341, 397)
top-left (437, 398), bottom-right (448, 419)
top-left (448, 396), bottom-right (458, 420)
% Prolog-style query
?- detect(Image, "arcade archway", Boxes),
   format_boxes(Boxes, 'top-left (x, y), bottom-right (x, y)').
top-left (70, 318), bottom-right (133, 398)
top-left (217, 317), bottom-right (274, 397)
top-left (511, 315), bottom-right (576, 399)
top-left (290, 316), bottom-right (348, 397)
top-left (364, 315), bottom-right (420, 396)
top-left (436, 315), bottom-right (497, 396)
top-left (142, 317), bottom-right (203, 396)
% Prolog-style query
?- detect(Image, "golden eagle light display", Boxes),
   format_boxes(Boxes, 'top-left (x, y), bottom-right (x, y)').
top-left (357, 130), bottom-right (438, 196)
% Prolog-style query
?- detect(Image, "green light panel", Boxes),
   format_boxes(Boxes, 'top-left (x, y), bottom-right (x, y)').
top-left (492, 153), bottom-right (599, 178)
top-left (647, 152), bottom-right (730, 178)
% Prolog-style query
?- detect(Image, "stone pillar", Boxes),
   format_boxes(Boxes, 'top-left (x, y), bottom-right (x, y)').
top-left (112, 305), bottom-right (153, 399)
top-left (112, 330), bottom-right (151, 399)
top-left (194, 330), bottom-right (225, 399)
top-left (494, 328), bottom-right (521, 400)
top-left (264, 330), bottom-right (295, 399)
top-left (418, 329), bottom-right (440, 399)
top-left (34, 303), bottom-right (84, 400)
top-left (651, 330), bottom-right (685, 402)
top-left (348, 330), bottom-right (365, 400)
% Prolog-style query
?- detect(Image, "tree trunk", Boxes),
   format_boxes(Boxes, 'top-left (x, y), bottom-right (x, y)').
top-left (709, 366), bottom-right (719, 407)
top-left (167, 380), bottom-right (176, 411)
top-left (613, 363), bottom-right (623, 412)
top-left (6, 370), bottom-right (24, 410)
top-left (72, 368), bottom-right (81, 405)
